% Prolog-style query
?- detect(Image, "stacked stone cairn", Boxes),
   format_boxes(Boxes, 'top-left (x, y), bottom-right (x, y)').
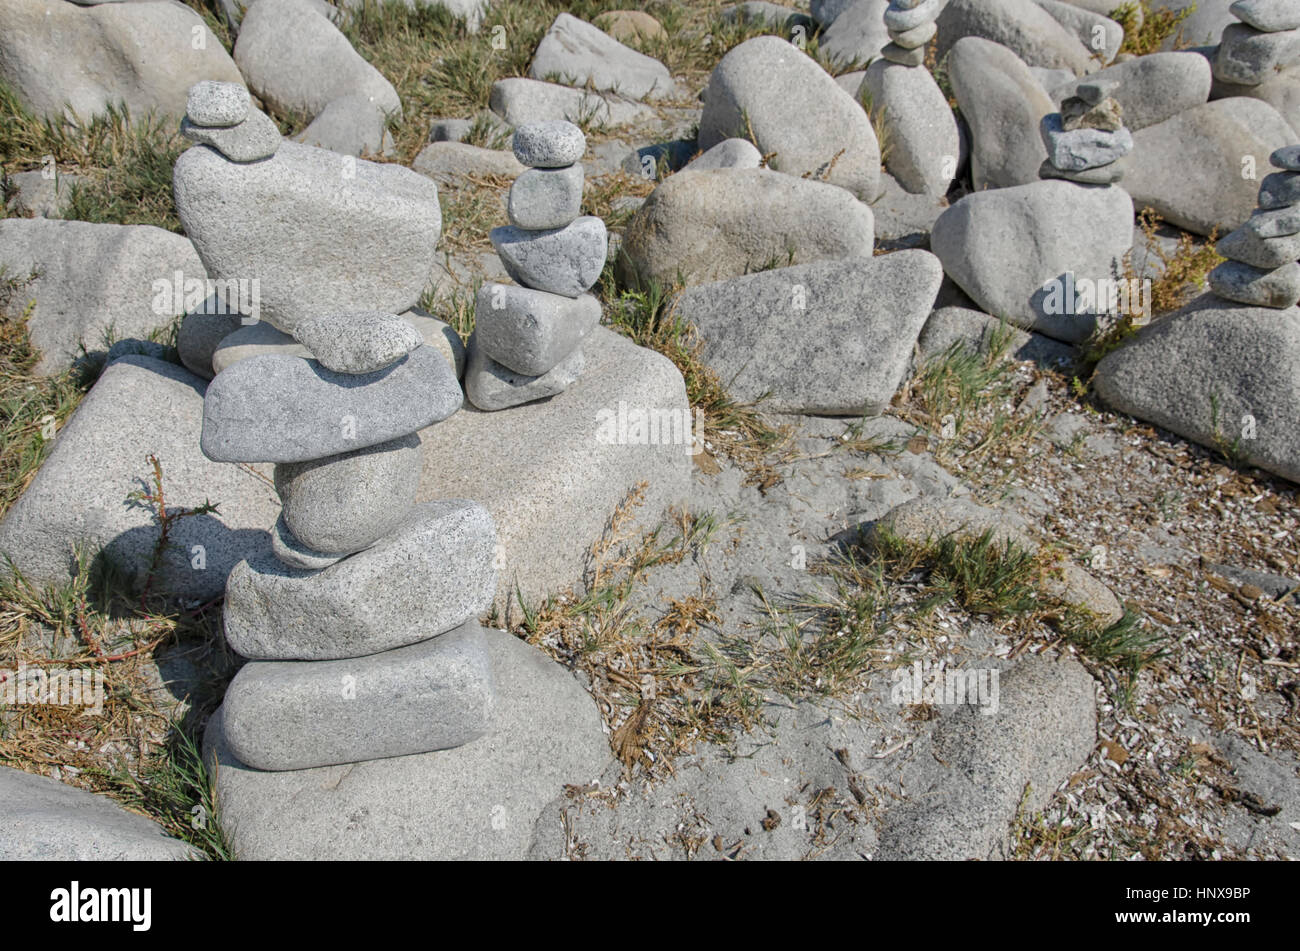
top-left (1038, 78), bottom-right (1134, 185)
top-left (181, 80), bottom-right (282, 163)
top-left (466, 120), bottom-right (607, 411)
top-left (1208, 145), bottom-right (1300, 309)
top-left (881, 0), bottom-right (940, 67)
top-left (1214, 0), bottom-right (1300, 86)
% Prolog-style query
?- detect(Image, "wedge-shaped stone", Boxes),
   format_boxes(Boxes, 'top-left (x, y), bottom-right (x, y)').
top-left (474, 284), bottom-right (600, 376)
top-left (465, 337), bottom-right (584, 411)
top-left (490, 217), bottom-right (607, 297)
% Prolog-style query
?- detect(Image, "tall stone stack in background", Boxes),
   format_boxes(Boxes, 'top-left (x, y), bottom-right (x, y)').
top-left (1214, 0), bottom-right (1300, 86)
top-left (1208, 145), bottom-right (1300, 308)
top-left (1038, 78), bottom-right (1134, 185)
top-left (881, 0), bottom-right (939, 66)
top-left (466, 120), bottom-right (606, 411)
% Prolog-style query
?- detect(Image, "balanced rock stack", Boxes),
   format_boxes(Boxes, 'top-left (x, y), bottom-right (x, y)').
top-left (882, 0), bottom-right (940, 67)
top-left (1208, 146), bottom-right (1300, 309)
top-left (465, 120), bottom-right (607, 412)
top-left (181, 80), bottom-right (281, 164)
top-left (200, 314), bottom-right (501, 772)
top-left (1038, 79), bottom-right (1134, 185)
top-left (1214, 0), bottom-right (1300, 86)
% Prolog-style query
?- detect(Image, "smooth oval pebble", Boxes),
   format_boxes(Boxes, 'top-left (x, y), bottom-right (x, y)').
top-left (293, 311), bottom-right (423, 374)
top-left (511, 120), bottom-right (586, 168)
top-left (186, 80), bottom-right (250, 128)
top-left (181, 107), bottom-right (281, 163)
top-left (1270, 144), bottom-right (1300, 171)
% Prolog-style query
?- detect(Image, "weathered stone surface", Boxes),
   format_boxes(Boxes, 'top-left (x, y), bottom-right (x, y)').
top-left (529, 12), bottom-right (674, 100)
top-left (673, 252), bottom-right (944, 415)
top-left (1232, 0), bottom-right (1300, 33)
top-left (224, 500), bottom-right (497, 660)
top-left (178, 307), bottom-right (247, 381)
top-left (222, 621), bottom-right (494, 771)
top-left (0, 765), bottom-right (196, 860)
top-left (1208, 259), bottom-right (1300, 308)
top-left (173, 140), bottom-right (441, 335)
top-left (936, 0), bottom-right (1095, 74)
top-left (489, 77), bottom-right (655, 127)
top-left (1039, 0), bottom-right (1122, 64)
top-left (490, 217), bottom-right (607, 297)
top-left (0, 218), bottom-right (205, 375)
top-left (0, 356), bottom-right (278, 601)
top-left (200, 346), bottom-right (462, 464)
top-left (1216, 225), bottom-right (1300, 268)
top-left (0, 0), bottom-right (242, 123)
top-left (1258, 170), bottom-right (1300, 209)
top-left (931, 180), bottom-right (1134, 343)
top-left (293, 312), bottom-right (423, 374)
top-left (274, 434), bottom-right (422, 555)
top-left (1152, 0), bottom-right (1236, 49)
top-left (864, 59), bottom-right (962, 195)
top-left (465, 338), bottom-right (584, 411)
top-left (270, 514), bottom-right (343, 571)
top-left (187, 80), bottom-right (249, 127)
top-left (474, 285), bottom-right (600, 376)
top-left (207, 628), bottom-right (610, 860)
top-left (1047, 52), bottom-right (1213, 131)
top-left (1095, 296), bottom-right (1300, 484)
top-left (3, 169), bottom-right (81, 219)
top-left (180, 106), bottom-right (281, 163)
top-left (296, 93), bottom-right (397, 158)
top-left (699, 35), bottom-right (882, 201)
top-left (681, 137), bottom-right (763, 172)
top-left (412, 141), bottom-right (525, 186)
top-left (1040, 112), bottom-right (1134, 170)
top-left (593, 9), bottom-right (667, 42)
top-left (618, 168), bottom-right (875, 288)
top-left (1214, 22), bottom-right (1300, 84)
top-left (917, 306), bottom-right (1079, 369)
top-left (818, 0), bottom-right (891, 68)
top-left (511, 119), bottom-right (586, 168)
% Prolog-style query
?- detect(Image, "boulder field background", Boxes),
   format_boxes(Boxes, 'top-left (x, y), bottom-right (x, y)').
top-left (0, 0), bottom-right (1296, 863)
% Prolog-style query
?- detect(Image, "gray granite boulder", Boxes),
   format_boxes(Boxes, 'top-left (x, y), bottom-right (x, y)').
top-left (187, 80), bottom-right (249, 127)
top-left (863, 59), bottom-right (962, 195)
top-left (936, 0), bottom-right (1095, 74)
top-left (528, 12), bottom-right (674, 100)
top-left (1214, 22), bottom-right (1300, 84)
top-left (412, 141), bottom-right (526, 186)
top-left (681, 138), bottom-right (763, 172)
top-left (818, 0), bottom-right (891, 69)
top-left (178, 307), bottom-right (248, 381)
top-left (1207, 259), bottom-right (1300, 307)
top-left (1232, 0), bottom-right (1300, 32)
top-left (489, 77), bottom-right (655, 127)
top-left (181, 106), bottom-right (281, 163)
top-left (296, 94), bottom-right (397, 158)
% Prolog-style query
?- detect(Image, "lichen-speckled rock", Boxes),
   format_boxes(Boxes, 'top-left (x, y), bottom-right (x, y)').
top-left (221, 621), bottom-right (494, 771)
top-left (173, 139), bottom-right (442, 334)
top-left (699, 35), bottom-right (882, 201)
top-left (274, 434), bottom-right (422, 555)
top-left (223, 500), bottom-right (497, 660)
top-left (489, 217), bottom-right (607, 297)
top-left (474, 284), bottom-right (600, 376)
top-left (1208, 259), bottom-right (1300, 308)
top-left (200, 346), bottom-right (461, 463)
top-left (293, 312), bottom-right (423, 374)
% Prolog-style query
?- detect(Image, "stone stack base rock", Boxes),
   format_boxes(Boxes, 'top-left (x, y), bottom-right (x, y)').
top-left (466, 120), bottom-right (607, 411)
top-left (1208, 145), bottom-right (1300, 308)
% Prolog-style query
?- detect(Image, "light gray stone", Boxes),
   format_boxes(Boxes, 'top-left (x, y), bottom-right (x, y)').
top-left (870, 170), bottom-right (952, 249)
top-left (931, 180), bottom-right (1134, 344)
top-left (207, 628), bottom-right (610, 860)
top-left (1095, 298), bottom-right (1300, 483)
top-left (465, 337), bottom-right (584, 411)
top-left (1214, 22), bottom-right (1300, 84)
top-left (885, 0), bottom-right (942, 32)
top-left (1232, 0), bottom-right (1300, 32)
top-left (0, 0), bottom-right (242, 123)
top-left (1040, 112), bottom-right (1134, 170)
top-left (224, 500), bottom-right (497, 660)
top-left (296, 94), bottom-right (397, 158)
top-left (864, 59), bottom-right (962, 195)
top-left (489, 77), bottom-right (656, 127)
top-left (187, 80), bottom-right (249, 127)
top-left (201, 346), bottom-right (461, 463)
top-left (173, 140), bottom-right (441, 334)
top-left (181, 107), bottom-right (281, 163)
top-left (674, 251), bottom-right (943, 415)
top-left (412, 141), bottom-right (525, 186)
top-left (1258, 169), bottom-right (1300, 208)
top-left (3, 169), bottom-right (81, 219)
top-left (507, 165), bottom-right (584, 230)
top-left (1153, 0), bottom-right (1237, 49)
top-left (222, 621), bottom-right (494, 771)
top-left (1216, 225), bottom-right (1300, 268)
top-left (891, 18), bottom-right (938, 49)
top-left (947, 36), bottom-right (1054, 190)
top-left (699, 35), bottom-right (882, 201)
top-left (234, 0), bottom-right (400, 121)
top-left (681, 137), bottom-right (763, 172)
top-left (818, 0), bottom-right (891, 69)
top-left (882, 42), bottom-right (928, 65)
top-left (270, 514), bottom-right (343, 570)
top-left (618, 168), bottom-right (876, 288)
top-left (1038, 0), bottom-right (1122, 64)
top-left (1120, 98), bottom-right (1295, 235)
top-left (936, 0), bottom-right (1095, 74)
top-left (178, 306), bottom-right (247, 381)
top-left (337, 0), bottom-right (488, 31)
top-left (0, 218), bottom-right (205, 375)
top-left (529, 12), bottom-right (674, 100)
top-left (0, 356), bottom-right (279, 601)
top-left (274, 434), bottom-right (422, 555)
top-left (1047, 52), bottom-right (1213, 131)
top-left (292, 312), bottom-right (423, 374)
top-left (0, 765), bottom-right (196, 860)
top-left (1208, 259), bottom-right (1300, 307)
top-left (918, 306), bottom-right (1079, 368)
top-left (489, 217), bottom-right (607, 297)
top-left (722, 1), bottom-right (812, 30)
top-left (1038, 157), bottom-right (1125, 183)
top-left (812, 0), bottom-right (859, 27)
top-left (474, 284), bottom-right (600, 376)
top-left (511, 120), bottom-right (586, 167)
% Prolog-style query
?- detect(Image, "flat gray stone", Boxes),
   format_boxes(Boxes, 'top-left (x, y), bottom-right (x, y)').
top-left (490, 217), bottom-right (607, 297)
top-left (1259, 170), bottom-right (1300, 208)
top-left (1217, 224), bottom-right (1300, 268)
top-left (293, 311), bottom-right (423, 374)
top-left (274, 433), bottom-right (421, 555)
top-left (187, 79), bottom-right (249, 127)
top-left (0, 765), bottom-right (196, 860)
top-left (864, 59), bottom-right (962, 195)
top-left (222, 621), bottom-right (494, 771)
top-left (3, 169), bottom-right (81, 219)
top-left (173, 140), bottom-right (441, 335)
top-left (1214, 22), bottom-right (1300, 84)
top-left (1095, 296), bottom-right (1300, 483)
top-left (465, 336), bottom-right (584, 411)
top-left (674, 251), bottom-right (943, 415)
top-left (528, 12), bottom-right (674, 101)
top-left (618, 168), bottom-right (875, 288)
top-left (1232, 0), bottom-right (1300, 32)
top-left (412, 141), bottom-right (525, 186)
top-left (474, 284), bottom-right (600, 376)
top-left (507, 164), bottom-right (584, 230)
top-left (0, 218), bottom-right (205, 375)
top-left (511, 120), bottom-right (586, 167)
top-left (881, 41), bottom-right (928, 65)
top-left (270, 513), bottom-right (344, 570)
top-left (296, 93), bottom-right (396, 158)
top-left (680, 137), bottom-right (763, 172)
top-left (931, 180), bottom-right (1134, 344)
top-left (181, 106), bottom-right (281, 163)
top-left (200, 346), bottom-right (462, 463)
top-left (1246, 203), bottom-right (1300, 237)
top-left (1040, 113), bottom-right (1134, 171)
top-left (1038, 157), bottom-right (1126, 183)
top-left (936, 0), bottom-right (1095, 74)
top-left (699, 35), bottom-right (882, 201)
top-left (1208, 259), bottom-right (1300, 308)
top-left (1048, 52), bottom-right (1212, 131)
top-left (224, 500), bottom-right (497, 660)
top-left (207, 628), bottom-right (610, 860)
top-left (0, 356), bottom-right (279, 602)
top-left (489, 77), bottom-right (656, 127)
